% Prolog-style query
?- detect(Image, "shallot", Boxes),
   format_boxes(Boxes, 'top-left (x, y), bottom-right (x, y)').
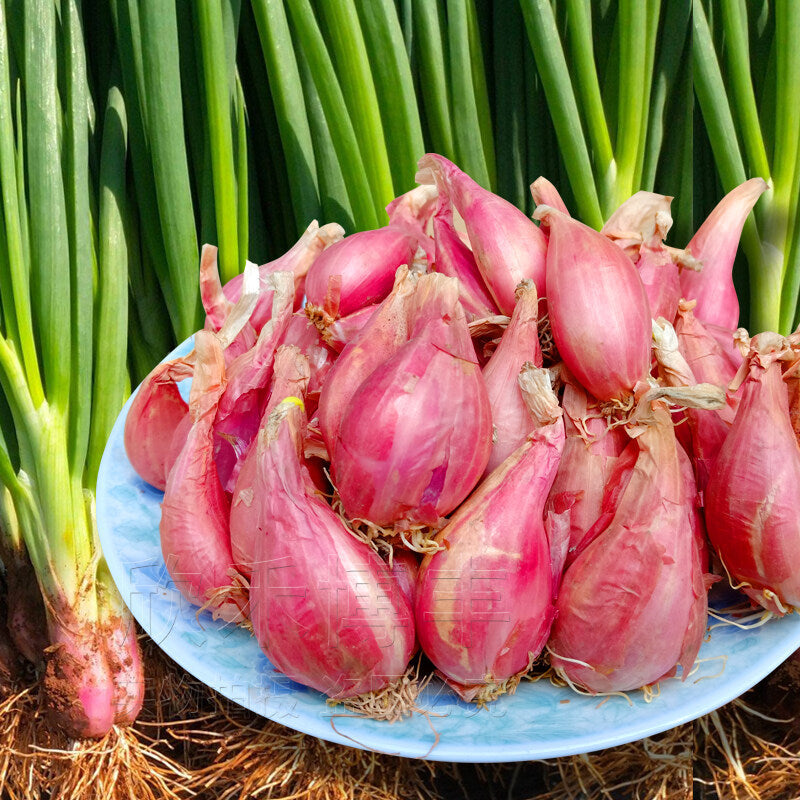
top-left (250, 399), bottom-right (416, 698)
top-left (534, 206), bottom-right (651, 403)
top-left (416, 365), bottom-right (564, 701)
top-left (417, 154), bottom-right (547, 314)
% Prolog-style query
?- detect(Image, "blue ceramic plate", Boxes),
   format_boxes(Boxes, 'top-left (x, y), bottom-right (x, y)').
top-left (96, 336), bottom-right (800, 762)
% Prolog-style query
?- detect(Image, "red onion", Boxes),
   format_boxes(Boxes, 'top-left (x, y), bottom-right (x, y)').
top-left (249, 399), bottom-right (416, 698)
top-left (416, 366), bottom-right (564, 701)
top-left (333, 273), bottom-right (492, 528)
top-left (549, 398), bottom-right (710, 693)
top-left (680, 178), bottom-right (768, 330)
top-left (160, 332), bottom-right (244, 622)
top-left (304, 186), bottom-right (436, 319)
top-left (534, 206), bottom-right (651, 403)
top-left (482, 281), bottom-right (543, 474)
top-left (417, 154), bottom-right (547, 314)
top-left (705, 336), bottom-right (800, 614)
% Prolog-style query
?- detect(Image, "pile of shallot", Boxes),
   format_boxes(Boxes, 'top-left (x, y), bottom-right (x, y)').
top-left (125, 154), bottom-right (800, 711)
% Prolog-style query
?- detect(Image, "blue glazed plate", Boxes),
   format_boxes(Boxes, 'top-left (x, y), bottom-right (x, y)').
top-left (96, 336), bottom-right (800, 762)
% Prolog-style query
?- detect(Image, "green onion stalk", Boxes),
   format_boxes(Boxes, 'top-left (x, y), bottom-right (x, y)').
top-left (693, 0), bottom-right (800, 335)
top-left (518, 0), bottom-right (692, 232)
top-left (0, 0), bottom-right (142, 736)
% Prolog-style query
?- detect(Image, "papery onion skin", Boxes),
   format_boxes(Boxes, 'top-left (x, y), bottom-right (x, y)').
top-left (124, 356), bottom-right (193, 490)
top-left (601, 191), bottom-right (673, 258)
top-left (636, 234), bottom-right (681, 324)
top-left (549, 404), bottom-right (704, 693)
top-left (535, 206), bottom-right (651, 403)
top-left (250, 400), bottom-right (416, 699)
top-left (652, 317), bottom-right (733, 493)
top-left (160, 332), bottom-right (243, 623)
top-left (675, 300), bottom-right (740, 391)
top-left (416, 379), bottom-right (564, 699)
top-left (417, 153), bottom-right (547, 314)
top-left (277, 312), bottom-right (338, 417)
top-left (705, 351), bottom-right (800, 614)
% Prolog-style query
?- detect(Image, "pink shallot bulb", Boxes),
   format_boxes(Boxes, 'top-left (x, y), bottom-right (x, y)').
top-left (277, 312), bottom-right (338, 417)
top-left (250, 399), bottom-right (416, 699)
top-left (705, 335), bottom-right (800, 614)
top-left (549, 398), bottom-right (710, 693)
top-left (212, 272), bottom-right (295, 491)
top-left (230, 346), bottom-right (311, 575)
top-left (652, 318), bottom-right (733, 492)
top-left (544, 372), bottom-right (627, 569)
top-left (160, 331), bottom-right (244, 623)
top-left (304, 186), bottom-right (436, 319)
top-left (482, 281), bottom-right (543, 475)
top-left (390, 550), bottom-right (420, 610)
top-left (332, 273), bottom-right (492, 528)
top-left (636, 220), bottom-right (682, 324)
top-left (100, 589), bottom-right (145, 726)
top-left (124, 355), bottom-right (194, 490)
top-left (417, 153), bottom-right (547, 314)
top-left (317, 266), bottom-right (419, 454)
top-left (534, 205), bottom-right (651, 403)
top-left (416, 366), bottom-right (564, 701)
top-left (530, 176), bottom-right (570, 216)
top-left (431, 198), bottom-right (498, 319)
top-left (318, 304), bottom-right (378, 353)
top-left (680, 178), bottom-right (768, 330)
top-left (675, 300), bottom-right (741, 424)
top-left (221, 221), bottom-right (344, 329)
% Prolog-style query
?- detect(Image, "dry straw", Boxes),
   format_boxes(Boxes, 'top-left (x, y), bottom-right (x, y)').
top-left (1, 635), bottom-right (800, 799)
